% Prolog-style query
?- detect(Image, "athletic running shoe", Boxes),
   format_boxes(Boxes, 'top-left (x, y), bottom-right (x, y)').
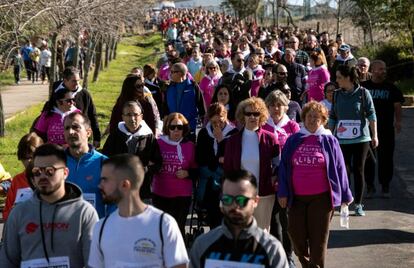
top-left (354, 204), bottom-right (366, 216)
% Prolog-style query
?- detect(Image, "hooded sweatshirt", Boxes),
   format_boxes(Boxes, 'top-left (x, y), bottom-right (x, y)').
top-left (0, 182), bottom-right (98, 268)
top-left (66, 146), bottom-right (108, 218)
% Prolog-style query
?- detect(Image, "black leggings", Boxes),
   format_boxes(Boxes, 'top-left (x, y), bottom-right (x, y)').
top-left (152, 194), bottom-right (191, 237)
top-left (340, 142), bottom-right (370, 204)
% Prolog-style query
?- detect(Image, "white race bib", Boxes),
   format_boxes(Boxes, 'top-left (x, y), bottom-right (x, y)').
top-left (113, 260), bottom-right (163, 268)
top-left (15, 187), bottom-right (33, 204)
top-left (336, 120), bottom-right (361, 139)
top-left (21, 256), bottom-right (70, 268)
top-left (205, 259), bottom-right (264, 268)
top-left (83, 193), bottom-right (96, 208)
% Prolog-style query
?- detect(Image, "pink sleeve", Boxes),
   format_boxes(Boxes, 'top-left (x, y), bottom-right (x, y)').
top-left (321, 67), bottom-right (330, 83)
top-left (34, 112), bottom-right (49, 134)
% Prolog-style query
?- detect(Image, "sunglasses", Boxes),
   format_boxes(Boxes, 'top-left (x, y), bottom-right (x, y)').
top-left (170, 70), bottom-right (180, 74)
top-left (221, 194), bottom-right (253, 208)
top-left (277, 72), bottom-right (288, 76)
top-left (169, 124), bottom-right (184, 131)
top-left (32, 166), bottom-right (65, 177)
top-left (208, 67), bottom-right (217, 70)
top-left (236, 59), bottom-right (244, 63)
top-left (244, 111), bottom-right (261, 117)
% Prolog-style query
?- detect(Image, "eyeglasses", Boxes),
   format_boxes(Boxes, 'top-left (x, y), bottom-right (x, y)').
top-left (277, 72), bottom-right (288, 76)
top-left (61, 98), bottom-right (75, 104)
top-left (32, 166), bottom-right (65, 177)
top-left (123, 113), bottom-right (142, 117)
top-left (169, 124), bottom-right (184, 131)
top-left (244, 111), bottom-right (261, 117)
top-left (221, 194), bottom-right (253, 208)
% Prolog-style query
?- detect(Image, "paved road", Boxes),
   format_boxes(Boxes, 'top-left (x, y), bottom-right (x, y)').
top-left (1, 81), bottom-right (413, 267)
top-left (1, 80), bottom-right (49, 121)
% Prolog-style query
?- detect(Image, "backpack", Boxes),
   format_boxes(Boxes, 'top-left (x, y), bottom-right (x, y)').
top-left (99, 212), bottom-right (166, 265)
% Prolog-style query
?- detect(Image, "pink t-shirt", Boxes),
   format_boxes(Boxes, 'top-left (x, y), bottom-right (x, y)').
top-left (250, 67), bottom-right (265, 97)
top-left (152, 139), bottom-right (197, 197)
top-left (199, 75), bottom-right (220, 108)
top-left (34, 109), bottom-right (79, 145)
top-left (291, 135), bottom-right (330, 195)
top-left (307, 66), bottom-right (330, 102)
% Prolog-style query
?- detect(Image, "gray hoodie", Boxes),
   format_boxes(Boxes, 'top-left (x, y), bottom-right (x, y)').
top-left (0, 182), bottom-right (98, 267)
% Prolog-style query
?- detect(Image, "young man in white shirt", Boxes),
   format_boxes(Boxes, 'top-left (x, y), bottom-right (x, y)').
top-left (88, 154), bottom-right (189, 268)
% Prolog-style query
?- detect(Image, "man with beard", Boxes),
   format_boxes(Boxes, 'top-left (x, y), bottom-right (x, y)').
top-left (190, 170), bottom-right (288, 268)
top-left (63, 112), bottom-right (109, 218)
top-left (88, 154), bottom-right (188, 268)
top-left (362, 60), bottom-right (404, 198)
top-left (0, 143), bottom-right (98, 267)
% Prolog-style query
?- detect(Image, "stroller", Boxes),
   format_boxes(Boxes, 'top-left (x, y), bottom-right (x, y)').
top-left (185, 166), bottom-right (223, 247)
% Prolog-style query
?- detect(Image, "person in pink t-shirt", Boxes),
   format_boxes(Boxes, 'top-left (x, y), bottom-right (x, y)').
top-left (199, 60), bottom-right (221, 109)
top-left (278, 101), bottom-right (352, 268)
top-left (305, 50), bottom-right (330, 102)
top-left (247, 54), bottom-right (265, 97)
top-left (152, 113), bottom-right (197, 237)
top-left (34, 88), bottom-right (80, 145)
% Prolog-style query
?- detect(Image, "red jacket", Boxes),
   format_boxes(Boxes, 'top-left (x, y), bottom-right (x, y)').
top-left (224, 127), bottom-right (279, 196)
top-left (3, 172), bottom-right (31, 221)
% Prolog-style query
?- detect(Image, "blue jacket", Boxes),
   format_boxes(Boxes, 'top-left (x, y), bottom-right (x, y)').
top-left (65, 147), bottom-right (110, 218)
top-left (164, 78), bottom-right (205, 131)
top-left (278, 132), bottom-right (353, 208)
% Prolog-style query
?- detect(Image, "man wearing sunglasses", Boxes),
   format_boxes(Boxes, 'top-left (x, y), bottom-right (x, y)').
top-left (0, 143), bottom-right (98, 268)
top-left (190, 170), bottom-right (288, 268)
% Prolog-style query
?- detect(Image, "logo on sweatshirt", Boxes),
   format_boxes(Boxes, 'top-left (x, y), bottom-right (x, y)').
top-left (26, 222), bottom-right (39, 234)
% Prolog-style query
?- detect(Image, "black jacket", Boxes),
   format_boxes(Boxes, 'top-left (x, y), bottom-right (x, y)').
top-left (102, 121), bottom-right (162, 198)
top-left (53, 81), bottom-right (101, 142)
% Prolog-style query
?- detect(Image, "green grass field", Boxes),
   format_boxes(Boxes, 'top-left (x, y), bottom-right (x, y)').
top-left (0, 33), bottom-right (163, 176)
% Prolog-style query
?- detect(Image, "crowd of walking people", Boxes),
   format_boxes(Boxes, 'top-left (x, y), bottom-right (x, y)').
top-left (0, 7), bottom-right (404, 268)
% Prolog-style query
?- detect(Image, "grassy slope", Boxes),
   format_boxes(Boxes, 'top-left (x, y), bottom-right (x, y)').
top-left (0, 34), bottom-right (163, 176)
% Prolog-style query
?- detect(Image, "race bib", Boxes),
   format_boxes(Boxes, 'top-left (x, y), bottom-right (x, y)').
top-left (336, 120), bottom-right (361, 139)
top-left (205, 259), bottom-right (264, 268)
top-left (83, 193), bottom-right (96, 208)
top-left (21, 256), bottom-right (70, 268)
top-left (113, 260), bottom-right (163, 268)
top-left (15, 187), bottom-right (33, 204)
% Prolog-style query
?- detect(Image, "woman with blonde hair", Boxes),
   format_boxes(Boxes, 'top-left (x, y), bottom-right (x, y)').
top-left (199, 60), bottom-right (222, 109)
top-left (224, 97), bottom-right (279, 232)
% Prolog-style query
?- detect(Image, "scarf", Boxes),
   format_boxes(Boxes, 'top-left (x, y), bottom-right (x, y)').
top-left (118, 120), bottom-right (152, 145)
top-left (299, 125), bottom-right (332, 137)
top-left (266, 114), bottom-right (290, 136)
top-left (52, 106), bottom-right (78, 122)
top-left (159, 135), bottom-right (184, 163)
top-left (205, 122), bottom-right (235, 156)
